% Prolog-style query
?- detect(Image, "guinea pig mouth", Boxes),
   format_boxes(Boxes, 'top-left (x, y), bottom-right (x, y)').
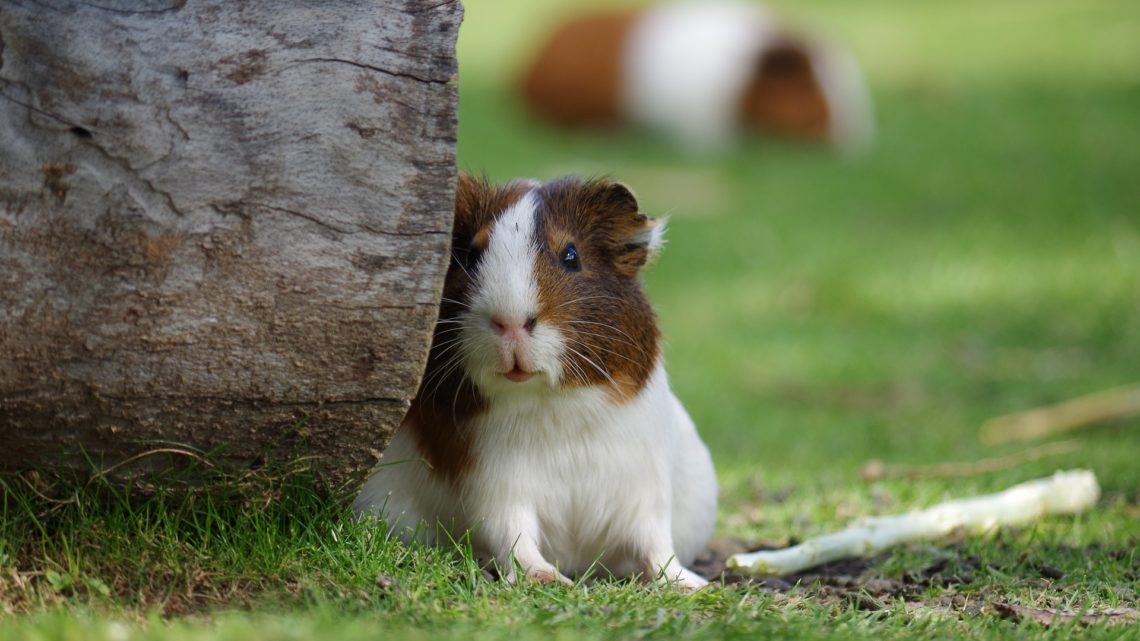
top-left (503, 366), bottom-right (534, 383)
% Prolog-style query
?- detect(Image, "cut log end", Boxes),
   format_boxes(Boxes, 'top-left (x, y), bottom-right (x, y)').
top-left (0, 0), bottom-right (462, 490)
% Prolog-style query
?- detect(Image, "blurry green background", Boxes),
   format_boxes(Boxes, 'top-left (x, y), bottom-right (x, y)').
top-left (0, 2), bottom-right (1136, 636)
top-left (456, 0), bottom-right (1140, 528)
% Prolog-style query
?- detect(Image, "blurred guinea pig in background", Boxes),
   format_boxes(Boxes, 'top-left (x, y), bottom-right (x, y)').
top-left (519, 0), bottom-right (875, 154)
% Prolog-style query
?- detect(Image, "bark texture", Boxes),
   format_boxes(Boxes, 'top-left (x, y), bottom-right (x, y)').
top-left (0, 0), bottom-right (461, 490)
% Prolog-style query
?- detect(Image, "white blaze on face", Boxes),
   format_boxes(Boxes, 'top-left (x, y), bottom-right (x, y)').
top-left (465, 190), bottom-right (566, 393)
top-left (472, 191), bottom-right (541, 325)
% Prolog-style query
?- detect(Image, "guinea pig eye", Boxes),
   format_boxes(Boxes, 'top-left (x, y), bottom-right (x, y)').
top-left (560, 244), bottom-right (581, 272)
top-left (453, 243), bottom-right (482, 272)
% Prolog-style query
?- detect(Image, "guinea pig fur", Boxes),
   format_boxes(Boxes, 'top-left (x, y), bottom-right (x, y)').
top-left (519, 1), bottom-right (874, 153)
top-left (354, 174), bottom-right (717, 590)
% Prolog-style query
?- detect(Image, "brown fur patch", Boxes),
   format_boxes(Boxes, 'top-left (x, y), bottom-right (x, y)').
top-left (531, 178), bottom-right (660, 402)
top-left (405, 174), bottom-right (531, 485)
top-left (519, 11), bottom-right (639, 127)
top-left (738, 41), bottom-right (831, 141)
top-left (453, 173), bottom-right (534, 246)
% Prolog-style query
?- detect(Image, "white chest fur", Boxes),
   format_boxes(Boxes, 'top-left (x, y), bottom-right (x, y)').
top-left (355, 365), bottom-right (717, 584)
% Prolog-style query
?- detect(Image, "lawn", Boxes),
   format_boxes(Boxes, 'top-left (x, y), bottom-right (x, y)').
top-left (2, 0), bottom-right (1139, 639)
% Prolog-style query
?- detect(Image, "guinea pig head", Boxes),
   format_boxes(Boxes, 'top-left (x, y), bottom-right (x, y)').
top-left (739, 40), bottom-right (831, 142)
top-left (441, 174), bottom-right (664, 402)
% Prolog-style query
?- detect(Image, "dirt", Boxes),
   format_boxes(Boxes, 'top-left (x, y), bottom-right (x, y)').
top-left (993, 602), bottom-right (1140, 627)
top-left (690, 536), bottom-right (1138, 621)
top-left (692, 536), bottom-right (919, 598)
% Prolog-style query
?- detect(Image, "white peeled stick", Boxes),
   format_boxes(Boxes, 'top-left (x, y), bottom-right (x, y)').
top-left (727, 469), bottom-right (1100, 577)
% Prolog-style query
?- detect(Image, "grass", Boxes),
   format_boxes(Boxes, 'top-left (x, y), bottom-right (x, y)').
top-left (3, 0), bottom-right (1140, 638)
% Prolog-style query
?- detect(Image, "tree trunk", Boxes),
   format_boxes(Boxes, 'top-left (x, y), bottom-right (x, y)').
top-left (0, 0), bottom-right (461, 491)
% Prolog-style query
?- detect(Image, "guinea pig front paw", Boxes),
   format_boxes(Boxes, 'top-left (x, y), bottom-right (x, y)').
top-left (525, 567), bottom-right (574, 586)
top-left (502, 563), bottom-right (574, 587)
top-left (664, 567), bottom-right (710, 592)
top-left (646, 561), bottom-right (710, 592)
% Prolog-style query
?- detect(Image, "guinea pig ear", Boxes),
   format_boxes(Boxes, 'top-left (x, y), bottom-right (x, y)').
top-left (454, 171), bottom-right (484, 228)
top-left (616, 214), bottom-right (666, 275)
top-left (592, 181), bottom-right (666, 275)
top-left (637, 215), bottom-right (667, 256)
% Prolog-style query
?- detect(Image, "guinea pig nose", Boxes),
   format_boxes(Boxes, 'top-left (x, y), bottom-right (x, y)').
top-left (490, 315), bottom-right (509, 335)
top-left (490, 315), bottom-right (538, 336)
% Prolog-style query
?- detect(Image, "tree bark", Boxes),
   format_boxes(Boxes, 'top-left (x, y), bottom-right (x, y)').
top-left (0, 0), bottom-right (461, 491)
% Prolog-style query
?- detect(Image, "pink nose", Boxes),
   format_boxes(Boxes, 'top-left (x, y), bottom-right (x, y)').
top-left (490, 315), bottom-right (537, 336)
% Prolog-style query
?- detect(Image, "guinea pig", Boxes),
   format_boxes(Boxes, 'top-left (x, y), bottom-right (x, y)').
top-left (519, 0), bottom-right (874, 153)
top-left (354, 174), bottom-right (717, 590)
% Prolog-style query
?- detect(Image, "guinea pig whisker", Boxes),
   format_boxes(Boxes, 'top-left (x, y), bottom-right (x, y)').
top-left (563, 319), bottom-right (643, 348)
top-left (557, 347), bottom-right (586, 386)
top-left (448, 253), bottom-right (475, 280)
top-left (439, 297), bottom-right (472, 309)
top-left (564, 344), bottom-right (616, 388)
top-left (563, 320), bottom-right (651, 359)
top-left (562, 326), bottom-right (635, 349)
top-left (421, 338), bottom-right (471, 398)
top-left (575, 338), bottom-right (623, 374)
top-left (430, 333), bottom-right (465, 349)
top-left (428, 336), bottom-right (466, 357)
top-left (551, 295), bottom-right (625, 310)
top-left (431, 326), bottom-right (469, 344)
top-left (450, 368), bottom-right (472, 431)
top-left (429, 334), bottom-right (470, 371)
top-left (432, 358), bottom-right (468, 402)
top-left (560, 354), bottom-right (589, 387)
top-left (432, 328), bottom-right (466, 342)
top-left (419, 354), bottom-right (457, 398)
top-left (569, 352), bottom-right (590, 383)
top-left (423, 350), bottom-right (470, 404)
top-left (565, 330), bottom-right (642, 366)
top-left (434, 311), bottom-right (476, 333)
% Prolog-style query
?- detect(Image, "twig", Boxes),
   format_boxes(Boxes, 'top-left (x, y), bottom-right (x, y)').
top-left (981, 383), bottom-right (1140, 445)
top-left (727, 470), bottom-right (1099, 577)
top-left (17, 472), bottom-right (77, 506)
top-left (91, 447), bottom-right (215, 480)
top-left (860, 440), bottom-right (1082, 481)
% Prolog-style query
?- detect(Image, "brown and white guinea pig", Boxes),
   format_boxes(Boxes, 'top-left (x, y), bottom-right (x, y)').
top-left (354, 174), bottom-right (717, 590)
top-left (520, 0), bottom-right (874, 153)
